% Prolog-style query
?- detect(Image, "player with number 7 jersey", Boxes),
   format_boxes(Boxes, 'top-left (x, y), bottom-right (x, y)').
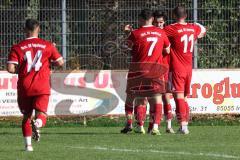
top-left (124, 9), bottom-right (170, 135)
top-left (7, 19), bottom-right (64, 152)
top-left (126, 25), bottom-right (170, 97)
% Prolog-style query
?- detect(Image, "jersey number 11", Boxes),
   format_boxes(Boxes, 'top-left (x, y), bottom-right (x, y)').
top-left (181, 34), bottom-right (194, 53)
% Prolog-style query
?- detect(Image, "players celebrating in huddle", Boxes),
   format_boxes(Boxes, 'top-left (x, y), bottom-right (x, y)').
top-left (7, 19), bottom-right (64, 151)
top-left (122, 6), bottom-right (206, 135)
top-left (6, 5), bottom-right (206, 152)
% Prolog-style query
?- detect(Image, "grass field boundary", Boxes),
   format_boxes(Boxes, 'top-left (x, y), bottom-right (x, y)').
top-left (1, 114), bottom-right (240, 127)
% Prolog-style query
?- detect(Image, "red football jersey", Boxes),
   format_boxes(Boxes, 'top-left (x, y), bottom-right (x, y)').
top-left (8, 37), bottom-right (62, 96)
top-left (164, 23), bottom-right (205, 71)
top-left (128, 25), bottom-right (170, 78)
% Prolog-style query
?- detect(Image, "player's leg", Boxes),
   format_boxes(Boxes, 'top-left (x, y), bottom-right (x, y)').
top-left (22, 113), bottom-right (34, 151)
top-left (147, 101), bottom-right (154, 133)
top-left (163, 71), bottom-right (174, 133)
top-left (31, 95), bottom-right (49, 141)
top-left (172, 71), bottom-right (189, 134)
top-left (174, 92), bottom-right (189, 134)
top-left (17, 96), bottom-right (34, 151)
top-left (162, 93), bottom-right (174, 133)
top-left (148, 94), bottom-right (163, 135)
top-left (134, 97), bottom-right (147, 134)
top-left (184, 96), bottom-right (190, 122)
top-left (121, 94), bottom-right (135, 133)
top-left (31, 110), bottom-right (47, 142)
top-left (184, 71), bottom-right (192, 124)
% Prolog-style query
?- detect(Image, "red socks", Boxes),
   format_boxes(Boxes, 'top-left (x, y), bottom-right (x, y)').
top-left (163, 104), bottom-right (173, 120)
top-left (125, 103), bottom-right (133, 126)
top-left (185, 101), bottom-right (190, 122)
top-left (175, 99), bottom-right (187, 123)
top-left (22, 113), bottom-right (47, 140)
top-left (149, 103), bottom-right (163, 127)
top-left (134, 105), bottom-right (146, 126)
top-left (154, 104), bottom-right (163, 125)
top-left (22, 118), bottom-right (32, 137)
top-left (35, 114), bottom-right (47, 128)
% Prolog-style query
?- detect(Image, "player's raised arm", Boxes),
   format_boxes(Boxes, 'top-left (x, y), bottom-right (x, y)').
top-left (124, 24), bottom-right (133, 36)
top-left (121, 28), bottom-right (135, 54)
top-left (195, 22), bottom-right (207, 39)
top-left (7, 46), bottom-right (19, 74)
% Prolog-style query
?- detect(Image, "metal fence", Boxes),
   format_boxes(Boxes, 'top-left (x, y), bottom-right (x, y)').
top-left (0, 0), bottom-right (239, 70)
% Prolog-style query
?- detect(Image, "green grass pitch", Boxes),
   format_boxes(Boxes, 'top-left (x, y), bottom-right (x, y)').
top-left (0, 126), bottom-right (240, 160)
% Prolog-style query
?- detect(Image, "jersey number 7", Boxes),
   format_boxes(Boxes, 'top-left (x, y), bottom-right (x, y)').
top-left (147, 37), bottom-right (158, 56)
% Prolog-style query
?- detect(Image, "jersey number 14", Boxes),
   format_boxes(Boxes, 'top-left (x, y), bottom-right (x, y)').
top-left (25, 50), bottom-right (43, 72)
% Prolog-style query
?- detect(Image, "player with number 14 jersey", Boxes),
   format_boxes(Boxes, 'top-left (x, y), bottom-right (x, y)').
top-left (8, 37), bottom-right (62, 97)
top-left (7, 19), bottom-right (64, 152)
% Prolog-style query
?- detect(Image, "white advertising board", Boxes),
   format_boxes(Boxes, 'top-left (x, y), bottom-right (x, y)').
top-left (0, 70), bottom-right (240, 116)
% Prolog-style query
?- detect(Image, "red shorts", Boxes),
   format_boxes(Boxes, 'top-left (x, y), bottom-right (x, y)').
top-left (17, 94), bottom-right (50, 115)
top-left (126, 77), bottom-right (165, 97)
top-left (171, 71), bottom-right (192, 96)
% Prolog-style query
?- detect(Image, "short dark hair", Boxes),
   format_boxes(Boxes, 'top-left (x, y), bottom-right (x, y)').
top-left (139, 9), bottom-right (153, 20)
top-left (173, 5), bottom-right (187, 19)
top-left (25, 19), bottom-right (40, 32)
top-left (153, 11), bottom-right (167, 21)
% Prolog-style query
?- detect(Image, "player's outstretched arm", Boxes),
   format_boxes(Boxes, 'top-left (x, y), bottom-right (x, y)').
top-left (7, 63), bottom-right (17, 74)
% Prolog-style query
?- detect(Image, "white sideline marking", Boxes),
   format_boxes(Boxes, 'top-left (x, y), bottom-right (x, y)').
top-left (65, 146), bottom-right (240, 159)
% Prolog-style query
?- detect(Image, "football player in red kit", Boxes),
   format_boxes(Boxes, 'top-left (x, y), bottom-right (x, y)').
top-left (120, 24), bottom-right (135, 134)
top-left (147, 11), bottom-right (174, 134)
top-left (164, 6), bottom-right (206, 134)
top-left (7, 19), bottom-right (64, 151)
top-left (122, 9), bottom-right (170, 135)
top-left (121, 11), bottom-right (175, 134)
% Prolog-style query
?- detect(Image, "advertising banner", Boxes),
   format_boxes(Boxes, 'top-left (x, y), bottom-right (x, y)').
top-left (0, 70), bottom-right (240, 116)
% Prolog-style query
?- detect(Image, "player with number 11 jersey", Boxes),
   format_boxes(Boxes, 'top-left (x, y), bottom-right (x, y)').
top-left (164, 6), bottom-right (206, 134)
